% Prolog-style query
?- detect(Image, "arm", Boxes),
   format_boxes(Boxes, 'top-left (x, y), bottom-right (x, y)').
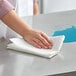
top-left (1, 10), bottom-right (32, 38)
top-left (0, 0), bottom-right (53, 49)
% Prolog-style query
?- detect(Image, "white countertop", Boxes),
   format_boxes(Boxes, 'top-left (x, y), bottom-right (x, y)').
top-left (0, 37), bottom-right (76, 76)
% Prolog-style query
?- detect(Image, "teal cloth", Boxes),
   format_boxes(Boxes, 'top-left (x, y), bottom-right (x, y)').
top-left (53, 26), bottom-right (76, 43)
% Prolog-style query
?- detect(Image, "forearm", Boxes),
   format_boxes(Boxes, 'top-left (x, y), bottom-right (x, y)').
top-left (1, 10), bottom-right (32, 37)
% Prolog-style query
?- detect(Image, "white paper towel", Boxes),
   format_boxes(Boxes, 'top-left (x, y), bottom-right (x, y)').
top-left (7, 35), bottom-right (65, 58)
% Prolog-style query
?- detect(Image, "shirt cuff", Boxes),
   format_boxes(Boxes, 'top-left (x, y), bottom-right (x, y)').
top-left (0, 0), bottom-right (14, 19)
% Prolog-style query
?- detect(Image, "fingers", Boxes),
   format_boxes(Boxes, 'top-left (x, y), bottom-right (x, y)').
top-left (40, 32), bottom-right (53, 46)
top-left (29, 32), bottom-right (53, 49)
top-left (33, 38), bottom-right (49, 49)
top-left (24, 29), bottom-right (53, 49)
top-left (36, 35), bottom-right (52, 49)
top-left (28, 40), bottom-right (42, 48)
top-left (27, 38), bottom-right (51, 49)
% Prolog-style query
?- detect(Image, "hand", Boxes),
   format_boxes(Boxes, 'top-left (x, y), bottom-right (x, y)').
top-left (23, 29), bottom-right (53, 49)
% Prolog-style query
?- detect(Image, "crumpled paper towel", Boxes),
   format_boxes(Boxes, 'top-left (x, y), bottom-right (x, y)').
top-left (7, 35), bottom-right (65, 58)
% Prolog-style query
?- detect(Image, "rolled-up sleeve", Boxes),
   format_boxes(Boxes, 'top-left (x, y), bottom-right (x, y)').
top-left (0, 0), bottom-right (14, 19)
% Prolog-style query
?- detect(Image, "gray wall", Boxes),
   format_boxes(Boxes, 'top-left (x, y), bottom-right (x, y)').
top-left (43, 0), bottom-right (76, 14)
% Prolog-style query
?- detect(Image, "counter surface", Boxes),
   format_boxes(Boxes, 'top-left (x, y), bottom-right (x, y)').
top-left (0, 38), bottom-right (76, 76)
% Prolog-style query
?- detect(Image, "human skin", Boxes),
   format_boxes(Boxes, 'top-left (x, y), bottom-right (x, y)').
top-left (33, 0), bottom-right (39, 15)
top-left (1, 10), bottom-right (53, 49)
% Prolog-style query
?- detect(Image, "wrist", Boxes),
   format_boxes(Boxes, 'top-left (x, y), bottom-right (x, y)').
top-left (22, 27), bottom-right (32, 38)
